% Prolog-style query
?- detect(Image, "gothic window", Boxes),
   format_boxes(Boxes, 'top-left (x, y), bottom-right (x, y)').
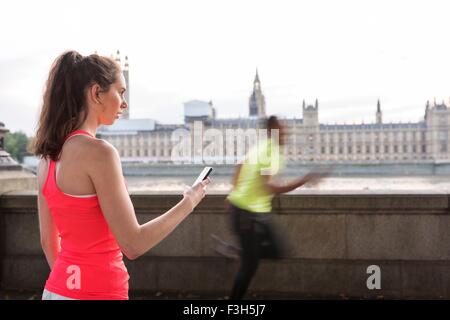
top-left (394, 145), bottom-right (398, 153)
top-left (422, 145), bottom-right (426, 153)
top-left (384, 145), bottom-right (389, 153)
top-left (403, 145), bottom-right (407, 153)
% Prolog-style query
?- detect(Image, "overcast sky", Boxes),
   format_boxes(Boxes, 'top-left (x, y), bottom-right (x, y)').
top-left (1, 0), bottom-right (449, 136)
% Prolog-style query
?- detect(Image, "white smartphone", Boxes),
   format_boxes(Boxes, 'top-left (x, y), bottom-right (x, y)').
top-left (192, 167), bottom-right (213, 186)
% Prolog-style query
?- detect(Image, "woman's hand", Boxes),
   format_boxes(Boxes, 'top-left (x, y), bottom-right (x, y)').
top-left (183, 178), bottom-right (211, 212)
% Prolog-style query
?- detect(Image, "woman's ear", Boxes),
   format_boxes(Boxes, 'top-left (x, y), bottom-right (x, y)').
top-left (88, 84), bottom-right (102, 105)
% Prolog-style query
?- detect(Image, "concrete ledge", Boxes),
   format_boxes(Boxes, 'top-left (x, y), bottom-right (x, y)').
top-left (1, 192), bottom-right (450, 298)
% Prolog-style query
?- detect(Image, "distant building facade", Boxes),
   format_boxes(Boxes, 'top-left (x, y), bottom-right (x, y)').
top-left (97, 61), bottom-right (450, 163)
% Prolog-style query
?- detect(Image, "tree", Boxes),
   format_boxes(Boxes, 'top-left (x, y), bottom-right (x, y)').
top-left (4, 131), bottom-right (30, 163)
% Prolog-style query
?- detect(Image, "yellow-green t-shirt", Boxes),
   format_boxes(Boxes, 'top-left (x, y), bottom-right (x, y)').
top-left (228, 139), bottom-right (284, 213)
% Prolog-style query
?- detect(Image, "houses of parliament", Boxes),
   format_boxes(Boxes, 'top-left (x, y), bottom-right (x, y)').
top-left (97, 53), bottom-right (450, 163)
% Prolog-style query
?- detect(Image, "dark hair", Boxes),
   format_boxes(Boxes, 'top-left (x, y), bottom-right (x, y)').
top-left (266, 115), bottom-right (279, 130)
top-left (33, 50), bottom-right (120, 161)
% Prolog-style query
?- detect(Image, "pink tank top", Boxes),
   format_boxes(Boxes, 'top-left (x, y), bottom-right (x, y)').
top-left (43, 130), bottom-right (129, 300)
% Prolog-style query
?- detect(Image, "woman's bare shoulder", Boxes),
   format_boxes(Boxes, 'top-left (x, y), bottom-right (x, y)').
top-left (77, 138), bottom-right (125, 188)
top-left (81, 138), bottom-right (120, 167)
top-left (66, 135), bottom-right (118, 158)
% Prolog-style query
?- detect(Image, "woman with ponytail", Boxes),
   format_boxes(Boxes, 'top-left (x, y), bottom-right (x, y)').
top-left (33, 51), bottom-right (209, 300)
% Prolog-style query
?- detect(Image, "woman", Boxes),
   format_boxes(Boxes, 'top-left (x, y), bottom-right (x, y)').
top-left (33, 51), bottom-right (209, 300)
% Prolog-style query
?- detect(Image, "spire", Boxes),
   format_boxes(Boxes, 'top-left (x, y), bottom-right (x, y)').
top-left (434, 97), bottom-right (437, 106)
top-left (315, 98), bottom-right (318, 110)
top-left (302, 99), bottom-right (306, 109)
top-left (376, 99), bottom-right (382, 124)
top-left (425, 100), bottom-right (430, 121)
top-left (254, 68), bottom-right (260, 83)
top-left (115, 50), bottom-right (121, 63)
top-left (124, 56), bottom-right (129, 71)
top-left (249, 69), bottom-right (266, 117)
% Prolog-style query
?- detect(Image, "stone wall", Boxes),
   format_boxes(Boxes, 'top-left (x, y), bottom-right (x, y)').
top-left (1, 191), bottom-right (450, 298)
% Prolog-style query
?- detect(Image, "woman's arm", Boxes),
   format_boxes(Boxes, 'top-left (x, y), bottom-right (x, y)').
top-left (87, 140), bottom-right (208, 260)
top-left (37, 158), bottom-right (60, 269)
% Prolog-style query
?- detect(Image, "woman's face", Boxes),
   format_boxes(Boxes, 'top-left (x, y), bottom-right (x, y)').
top-left (98, 72), bottom-right (128, 125)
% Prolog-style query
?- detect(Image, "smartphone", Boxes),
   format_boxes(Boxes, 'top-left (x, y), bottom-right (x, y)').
top-left (192, 167), bottom-right (213, 186)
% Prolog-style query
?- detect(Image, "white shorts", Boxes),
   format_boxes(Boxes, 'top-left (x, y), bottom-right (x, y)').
top-left (42, 289), bottom-right (76, 300)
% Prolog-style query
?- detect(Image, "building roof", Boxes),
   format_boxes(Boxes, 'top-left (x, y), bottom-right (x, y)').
top-left (434, 104), bottom-right (448, 111)
top-left (208, 118), bottom-right (263, 126)
top-left (319, 122), bottom-right (426, 131)
top-left (154, 123), bottom-right (188, 132)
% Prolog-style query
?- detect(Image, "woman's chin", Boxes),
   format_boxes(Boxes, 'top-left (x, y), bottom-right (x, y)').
top-left (103, 119), bottom-right (117, 126)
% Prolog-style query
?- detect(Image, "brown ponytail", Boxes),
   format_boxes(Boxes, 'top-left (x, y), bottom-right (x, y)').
top-left (33, 50), bottom-right (120, 161)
